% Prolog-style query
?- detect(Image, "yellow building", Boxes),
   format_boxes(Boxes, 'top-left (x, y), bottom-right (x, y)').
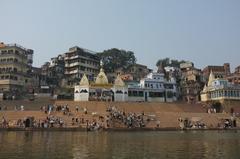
top-left (0, 42), bottom-right (33, 98)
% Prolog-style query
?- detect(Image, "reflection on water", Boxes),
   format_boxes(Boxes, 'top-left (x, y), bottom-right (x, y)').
top-left (0, 131), bottom-right (240, 159)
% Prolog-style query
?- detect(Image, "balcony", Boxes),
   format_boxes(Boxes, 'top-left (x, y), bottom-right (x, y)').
top-left (65, 69), bottom-right (78, 74)
top-left (0, 79), bottom-right (24, 85)
top-left (65, 62), bottom-right (99, 70)
top-left (64, 55), bottom-right (80, 60)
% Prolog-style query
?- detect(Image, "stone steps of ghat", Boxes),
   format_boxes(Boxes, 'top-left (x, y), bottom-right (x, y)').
top-left (1, 99), bottom-right (207, 113)
top-left (0, 112), bottom-right (230, 128)
top-left (0, 111), bottom-right (47, 120)
top-left (54, 101), bottom-right (206, 113)
top-left (144, 112), bottom-right (231, 128)
top-left (0, 106), bottom-right (234, 128)
top-left (0, 98), bottom-right (54, 110)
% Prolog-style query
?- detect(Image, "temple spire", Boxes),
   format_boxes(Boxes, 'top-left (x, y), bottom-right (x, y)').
top-left (207, 70), bottom-right (215, 87)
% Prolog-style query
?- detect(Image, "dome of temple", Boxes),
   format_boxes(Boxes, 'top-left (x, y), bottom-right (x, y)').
top-left (114, 74), bottom-right (125, 87)
top-left (79, 74), bottom-right (89, 86)
top-left (207, 71), bottom-right (215, 87)
top-left (95, 68), bottom-right (108, 85)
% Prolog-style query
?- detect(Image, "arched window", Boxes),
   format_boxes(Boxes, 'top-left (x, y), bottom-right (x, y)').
top-left (80, 89), bottom-right (88, 93)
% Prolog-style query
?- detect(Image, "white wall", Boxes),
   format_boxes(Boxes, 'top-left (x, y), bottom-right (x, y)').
top-left (74, 86), bottom-right (89, 101)
top-left (113, 87), bottom-right (128, 102)
top-left (0, 93), bottom-right (3, 101)
top-left (128, 96), bottom-right (145, 102)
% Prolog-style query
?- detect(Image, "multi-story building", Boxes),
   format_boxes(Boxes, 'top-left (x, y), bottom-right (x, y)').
top-left (30, 67), bottom-right (41, 93)
top-left (226, 65), bottom-right (240, 85)
top-left (0, 42), bottom-right (33, 98)
top-left (64, 46), bottom-right (100, 87)
top-left (128, 63), bottom-right (151, 81)
top-left (180, 63), bottom-right (204, 103)
top-left (201, 71), bottom-right (240, 112)
top-left (180, 61), bottom-right (194, 72)
top-left (227, 74), bottom-right (240, 85)
top-left (39, 55), bottom-right (65, 94)
top-left (113, 63), bottom-right (151, 82)
top-left (49, 55), bottom-right (65, 87)
top-left (38, 62), bottom-right (51, 93)
top-left (202, 63), bottom-right (231, 82)
top-left (132, 72), bottom-right (177, 102)
top-left (235, 65), bottom-right (240, 74)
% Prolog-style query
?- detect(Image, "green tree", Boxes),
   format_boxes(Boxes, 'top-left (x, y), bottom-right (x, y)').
top-left (96, 48), bottom-right (136, 73)
top-left (156, 58), bottom-right (186, 68)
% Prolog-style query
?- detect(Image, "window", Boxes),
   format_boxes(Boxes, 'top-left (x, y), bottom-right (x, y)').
top-left (138, 91), bottom-right (144, 97)
top-left (80, 89), bottom-right (88, 93)
top-left (133, 91), bottom-right (137, 96)
top-left (237, 91), bottom-right (240, 97)
top-left (149, 92), bottom-right (164, 97)
top-left (128, 90), bottom-right (144, 97)
top-left (166, 91), bottom-right (173, 98)
top-left (128, 91), bottom-right (132, 96)
top-left (116, 90), bottom-right (123, 94)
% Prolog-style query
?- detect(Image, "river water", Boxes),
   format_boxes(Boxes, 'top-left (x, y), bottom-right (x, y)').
top-left (0, 130), bottom-right (239, 159)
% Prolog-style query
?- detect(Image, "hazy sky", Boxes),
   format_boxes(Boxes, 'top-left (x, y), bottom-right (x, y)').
top-left (1, 0), bottom-right (240, 71)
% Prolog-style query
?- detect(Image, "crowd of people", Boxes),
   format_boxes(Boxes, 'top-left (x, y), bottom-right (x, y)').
top-left (0, 116), bottom-right (66, 128)
top-left (0, 104), bottom-right (156, 130)
top-left (0, 116), bottom-right (8, 128)
top-left (106, 105), bottom-right (146, 128)
top-left (1, 102), bottom-right (239, 130)
top-left (218, 117), bottom-right (237, 129)
top-left (40, 104), bottom-right (72, 115)
top-left (0, 105), bottom-right (8, 111)
top-left (178, 118), bottom-right (207, 129)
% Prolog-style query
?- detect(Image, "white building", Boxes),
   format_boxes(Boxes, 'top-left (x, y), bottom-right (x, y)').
top-left (74, 66), bottom-right (127, 102)
top-left (74, 69), bottom-right (177, 102)
top-left (128, 72), bottom-right (177, 102)
top-left (201, 71), bottom-right (240, 102)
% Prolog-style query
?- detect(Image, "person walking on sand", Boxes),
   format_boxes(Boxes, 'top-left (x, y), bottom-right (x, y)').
top-left (75, 106), bottom-right (79, 112)
top-left (20, 105), bottom-right (24, 111)
top-left (156, 120), bottom-right (160, 128)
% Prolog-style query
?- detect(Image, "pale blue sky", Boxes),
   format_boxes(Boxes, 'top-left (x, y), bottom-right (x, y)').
top-left (1, 0), bottom-right (240, 71)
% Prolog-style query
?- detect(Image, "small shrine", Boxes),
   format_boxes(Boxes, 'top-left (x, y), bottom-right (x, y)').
top-left (74, 61), bottom-right (127, 102)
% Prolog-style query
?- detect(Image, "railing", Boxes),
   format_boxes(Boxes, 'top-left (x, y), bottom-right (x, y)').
top-left (5, 43), bottom-right (31, 52)
top-left (64, 70), bottom-right (78, 74)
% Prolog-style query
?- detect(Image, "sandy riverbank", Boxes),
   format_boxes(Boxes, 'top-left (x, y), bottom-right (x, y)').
top-left (0, 100), bottom-right (239, 130)
top-left (0, 127), bottom-right (240, 132)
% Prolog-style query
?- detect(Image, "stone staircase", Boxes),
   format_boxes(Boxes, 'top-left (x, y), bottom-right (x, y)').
top-left (0, 100), bottom-right (237, 129)
top-left (0, 98), bottom-right (54, 110)
top-left (54, 101), bottom-right (206, 114)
